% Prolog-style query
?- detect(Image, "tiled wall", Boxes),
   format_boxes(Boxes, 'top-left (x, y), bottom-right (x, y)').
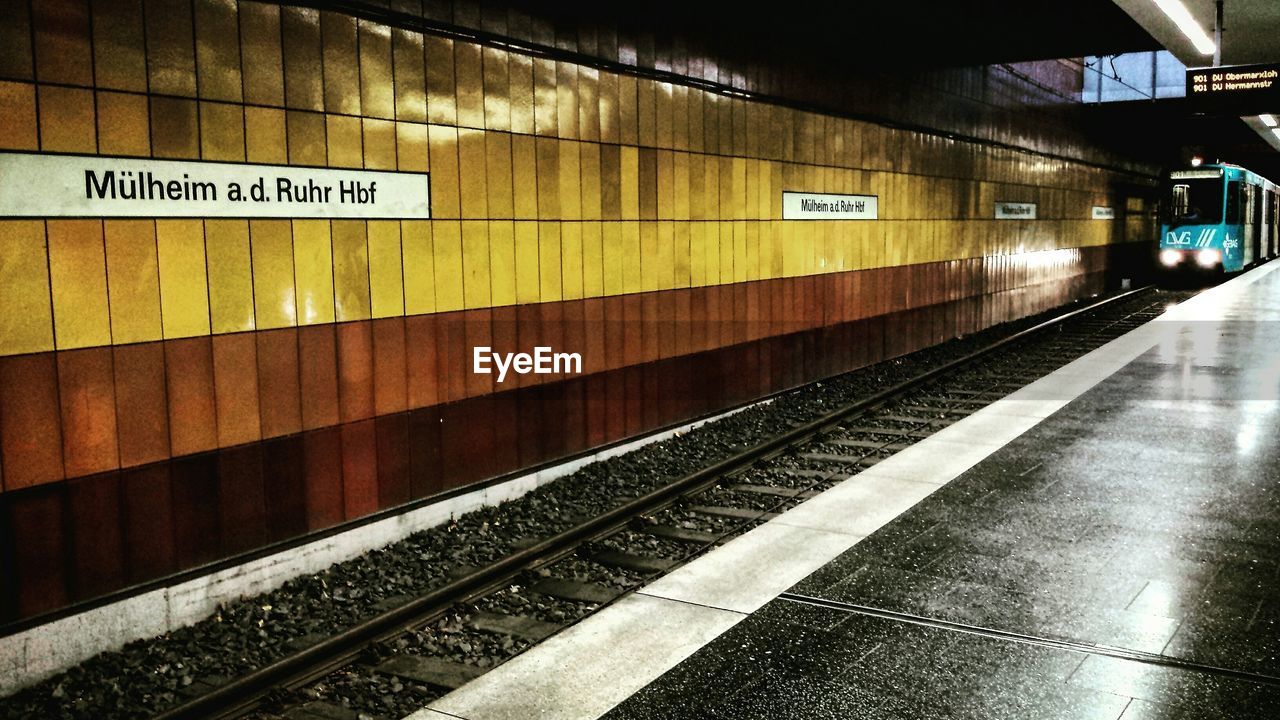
top-left (0, 0), bottom-right (1155, 623)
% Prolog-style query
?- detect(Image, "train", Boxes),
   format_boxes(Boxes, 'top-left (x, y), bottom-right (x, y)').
top-left (1158, 163), bottom-right (1279, 273)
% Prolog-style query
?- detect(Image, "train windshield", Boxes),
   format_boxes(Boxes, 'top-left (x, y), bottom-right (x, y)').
top-left (1167, 178), bottom-right (1223, 224)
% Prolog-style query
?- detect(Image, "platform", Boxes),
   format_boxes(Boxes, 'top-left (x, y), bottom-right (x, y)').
top-left (413, 262), bottom-right (1280, 720)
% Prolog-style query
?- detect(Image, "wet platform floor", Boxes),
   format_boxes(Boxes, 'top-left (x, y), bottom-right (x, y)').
top-left (602, 275), bottom-right (1280, 718)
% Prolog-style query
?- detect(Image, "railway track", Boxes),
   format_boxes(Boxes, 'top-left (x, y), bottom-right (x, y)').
top-left (156, 286), bottom-right (1180, 720)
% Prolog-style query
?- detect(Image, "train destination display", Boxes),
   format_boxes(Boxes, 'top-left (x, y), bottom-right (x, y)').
top-left (0, 152), bottom-right (431, 219)
top-left (1186, 63), bottom-right (1280, 112)
top-left (782, 191), bottom-right (879, 220)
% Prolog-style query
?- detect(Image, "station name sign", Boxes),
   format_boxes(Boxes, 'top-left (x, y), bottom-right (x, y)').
top-left (782, 191), bottom-right (878, 220)
top-left (1091, 206), bottom-right (1115, 220)
top-left (0, 152), bottom-right (430, 219)
top-left (994, 201), bottom-right (1036, 220)
top-left (1186, 63), bottom-right (1280, 112)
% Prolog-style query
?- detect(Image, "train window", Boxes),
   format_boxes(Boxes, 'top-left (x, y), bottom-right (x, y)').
top-left (1171, 185), bottom-right (1189, 216)
top-left (1168, 178), bottom-right (1222, 223)
top-left (1225, 181), bottom-right (1241, 223)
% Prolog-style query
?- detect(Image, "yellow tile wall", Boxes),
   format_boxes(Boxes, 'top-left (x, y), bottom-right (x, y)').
top-left (293, 219), bottom-right (337, 325)
top-left (47, 221), bottom-right (111, 350)
top-left (103, 220), bottom-right (162, 344)
top-left (251, 220), bottom-right (300, 328)
top-left (332, 220), bottom-right (372, 321)
top-left (0, 1), bottom-right (1150, 357)
top-left (0, 220), bottom-right (54, 355)
top-left (205, 219), bottom-right (256, 334)
top-left (156, 220), bottom-right (212, 339)
top-left (368, 221), bottom-right (406, 318)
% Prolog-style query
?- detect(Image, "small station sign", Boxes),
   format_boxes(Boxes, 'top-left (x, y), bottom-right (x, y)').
top-left (994, 201), bottom-right (1036, 220)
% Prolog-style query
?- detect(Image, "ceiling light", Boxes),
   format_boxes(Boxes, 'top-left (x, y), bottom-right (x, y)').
top-left (1152, 0), bottom-right (1217, 55)
top-left (1262, 114), bottom-right (1279, 127)
top-left (1273, 127), bottom-right (1280, 139)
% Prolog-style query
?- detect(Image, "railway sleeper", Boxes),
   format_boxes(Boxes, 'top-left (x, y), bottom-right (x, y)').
top-left (840, 425), bottom-right (932, 438)
top-left (874, 414), bottom-right (954, 425)
top-left (1010, 364), bottom-right (1059, 373)
top-left (914, 395), bottom-right (990, 406)
top-left (280, 700), bottom-right (381, 720)
top-left (642, 524), bottom-right (722, 545)
top-left (468, 611), bottom-right (563, 642)
top-left (726, 483), bottom-right (819, 498)
top-left (592, 550), bottom-right (677, 574)
top-left (896, 405), bottom-right (974, 416)
top-left (688, 505), bottom-right (780, 521)
top-left (774, 468), bottom-right (837, 479)
top-left (531, 578), bottom-right (622, 605)
top-left (800, 452), bottom-right (880, 467)
top-left (946, 383), bottom-right (1003, 392)
top-left (374, 654), bottom-right (487, 690)
top-left (827, 438), bottom-right (909, 452)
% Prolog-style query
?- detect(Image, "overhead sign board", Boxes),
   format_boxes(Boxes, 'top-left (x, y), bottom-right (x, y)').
top-left (782, 191), bottom-right (878, 220)
top-left (994, 201), bottom-right (1036, 220)
top-left (1091, 206), bottom-right (1115, 220)
top-left (1186, 63), bottom-right (1280, 113)
top-left (0, 152), bottom-right (431, 219)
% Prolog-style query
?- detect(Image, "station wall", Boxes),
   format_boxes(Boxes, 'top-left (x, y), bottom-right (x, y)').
top-left (0, 0), bottom-right (1155, 623)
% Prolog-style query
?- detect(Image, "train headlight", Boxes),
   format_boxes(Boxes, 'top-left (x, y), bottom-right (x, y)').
top-left (1196, 249), bottom-right (1221, 268)
top-left (1159, 249), bottom-right (1182, 267)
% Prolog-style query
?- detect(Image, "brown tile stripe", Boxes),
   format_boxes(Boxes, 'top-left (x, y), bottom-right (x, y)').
top-left (0, 244), bottom-right (1146, 622)
top-left (0, 248), bottom-right (1126, 492)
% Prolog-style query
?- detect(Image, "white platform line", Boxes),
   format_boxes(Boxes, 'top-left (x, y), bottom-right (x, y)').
top-left (637, 521), bottom-right (869, 614)
top-left (417, 262), bottom-right (1280, 720)
top-left (423, 594), bottom-right (745, 720)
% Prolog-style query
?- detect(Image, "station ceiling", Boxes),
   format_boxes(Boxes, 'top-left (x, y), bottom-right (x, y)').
top-left (1106, 0), bottom-right (1280, 180)
top-left (524, 0), bottom-right (1163, 68)
top-left (1113, 0), bottom-right (1280, 66)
